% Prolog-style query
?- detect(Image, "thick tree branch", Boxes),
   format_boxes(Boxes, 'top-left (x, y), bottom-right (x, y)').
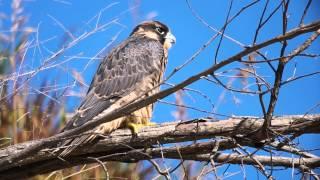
top-left (0, 114), bottom-right (319, 179)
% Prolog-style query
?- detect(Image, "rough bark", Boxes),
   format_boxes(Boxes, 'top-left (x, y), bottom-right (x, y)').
top-left (0, 114), bottom-right (319, 179)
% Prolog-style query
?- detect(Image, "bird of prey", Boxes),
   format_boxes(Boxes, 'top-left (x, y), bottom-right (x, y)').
top-left (59, 21), bottom-right (176, 156)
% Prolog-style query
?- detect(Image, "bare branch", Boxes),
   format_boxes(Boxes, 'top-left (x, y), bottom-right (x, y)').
top-left (0, 114), bottom-right (319, 179)
top-left (262, 24), bottom-right (320, 131)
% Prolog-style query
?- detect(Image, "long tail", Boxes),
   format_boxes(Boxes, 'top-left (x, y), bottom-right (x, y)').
top-left (59, 132), bottom-right (97, 157)
top-left (58, 118), bottom-right (124, 157)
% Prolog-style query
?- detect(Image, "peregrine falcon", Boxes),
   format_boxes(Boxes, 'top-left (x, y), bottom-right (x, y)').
top-left (59, 21), bottom-right (176, 156)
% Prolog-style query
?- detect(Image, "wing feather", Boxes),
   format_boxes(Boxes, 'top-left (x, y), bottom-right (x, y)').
top-left (62, 36), bottom-right (164, 131)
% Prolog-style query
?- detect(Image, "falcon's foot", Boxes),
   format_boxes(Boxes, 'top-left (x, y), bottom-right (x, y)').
top-left (127, 122), bottom-right (156, 136)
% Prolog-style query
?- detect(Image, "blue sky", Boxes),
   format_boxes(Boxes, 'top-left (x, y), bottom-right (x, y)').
top-left (1, 0), bottom-right (320, 179)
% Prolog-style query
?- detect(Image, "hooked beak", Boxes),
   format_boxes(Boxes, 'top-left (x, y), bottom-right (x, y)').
top-left (165, 31), bottom-right (176, 44)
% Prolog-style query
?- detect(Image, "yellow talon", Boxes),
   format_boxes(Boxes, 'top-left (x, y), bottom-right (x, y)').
top-left (145, 122), bottom-right (156, 126)
top-left (127, 122), bottom-right (156, 135)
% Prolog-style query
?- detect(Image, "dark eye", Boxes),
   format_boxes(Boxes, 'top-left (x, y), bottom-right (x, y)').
top-left (155, 27), bottom-right (165, 35)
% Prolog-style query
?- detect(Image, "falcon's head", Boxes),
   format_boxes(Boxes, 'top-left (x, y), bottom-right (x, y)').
top-left (130, 20), bottom-right (176, 50)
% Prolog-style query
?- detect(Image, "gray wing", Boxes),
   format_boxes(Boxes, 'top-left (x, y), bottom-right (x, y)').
top-left (62, 36), bottom-right (164, 131)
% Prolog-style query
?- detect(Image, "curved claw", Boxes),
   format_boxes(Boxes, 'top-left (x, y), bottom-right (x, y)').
top-left (127, 122), bottom-right (156, 136)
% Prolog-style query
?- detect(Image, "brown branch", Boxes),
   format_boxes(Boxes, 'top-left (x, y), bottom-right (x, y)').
top-left (179, 153), bottom-right (320, 169)
top-left (262, 24), bottom-right (320, 131)
top-left (261, 0), bottom-right (290, 132)
top-left (0, 114), bottom-right (319, 179)
top-left (269, 141), bottom-right (319, 158)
